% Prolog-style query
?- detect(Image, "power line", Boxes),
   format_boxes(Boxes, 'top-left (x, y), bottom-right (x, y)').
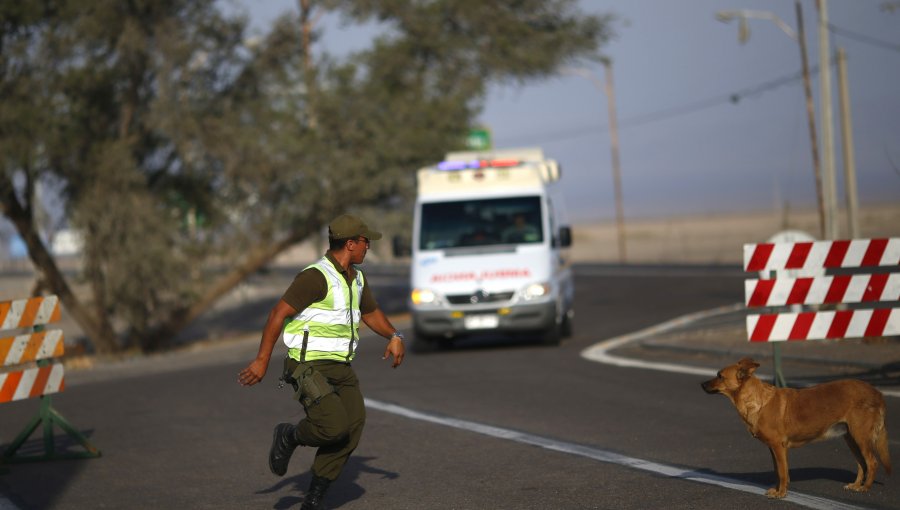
top-left (621, 64), bottom-right (820, 130)
top-left (828, 23), bottom-right (900, 54)
top-left (501, 64), bottom-right (821, 146)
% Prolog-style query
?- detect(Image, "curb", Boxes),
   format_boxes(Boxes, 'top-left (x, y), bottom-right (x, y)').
top-left (580, 303), bottom-right (900, 399)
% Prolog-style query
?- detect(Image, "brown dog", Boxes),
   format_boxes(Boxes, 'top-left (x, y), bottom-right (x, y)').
top-left (701, 357), bottom-right (891, 498)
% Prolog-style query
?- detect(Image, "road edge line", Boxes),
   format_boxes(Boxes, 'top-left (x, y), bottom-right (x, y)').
top-left (365, 398), bottom-right (867, 510)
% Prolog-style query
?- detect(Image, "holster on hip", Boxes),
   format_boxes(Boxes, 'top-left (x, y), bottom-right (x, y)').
top-left (283, 357), bottom-right (335, 409)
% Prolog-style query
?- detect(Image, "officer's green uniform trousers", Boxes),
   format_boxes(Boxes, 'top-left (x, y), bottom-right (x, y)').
top-left (286, 357), bottom-right (366, 481)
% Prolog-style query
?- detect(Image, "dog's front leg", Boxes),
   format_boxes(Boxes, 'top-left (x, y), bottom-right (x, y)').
top-left (766, 444), bottom-right (790, 498)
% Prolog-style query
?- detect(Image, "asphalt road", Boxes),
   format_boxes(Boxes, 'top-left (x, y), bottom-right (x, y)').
top-left (1, 264), bottom-right (898, 509)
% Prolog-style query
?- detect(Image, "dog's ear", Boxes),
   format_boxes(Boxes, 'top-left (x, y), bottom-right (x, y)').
top-left (737, 358), bottom-right (760, 381)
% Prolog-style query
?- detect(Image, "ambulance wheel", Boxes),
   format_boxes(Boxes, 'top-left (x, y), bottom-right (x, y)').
top-left (561, 309), bottom-right (574, 338)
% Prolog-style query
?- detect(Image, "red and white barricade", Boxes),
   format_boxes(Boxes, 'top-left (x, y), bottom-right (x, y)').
top-left (743, 238), bottom-right (900, 342)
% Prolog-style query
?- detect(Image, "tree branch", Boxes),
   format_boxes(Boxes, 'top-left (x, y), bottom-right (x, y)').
top-left (0, 173), bottom-right (119, 354)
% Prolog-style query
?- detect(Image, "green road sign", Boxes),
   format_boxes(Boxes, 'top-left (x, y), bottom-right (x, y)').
top-left (466, 128), bottom-right (492, 150)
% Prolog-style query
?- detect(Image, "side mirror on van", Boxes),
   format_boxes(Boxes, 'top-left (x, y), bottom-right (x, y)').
top-left (558, 226), bottom-right (572, 248)
top-left (392, 235), bottom-right (411, 258)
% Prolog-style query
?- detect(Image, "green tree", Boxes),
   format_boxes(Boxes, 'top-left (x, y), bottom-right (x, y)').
top-left (1, 0), bottom-right (254, 353)
top-left (1, 0), bottom-right (613, 354)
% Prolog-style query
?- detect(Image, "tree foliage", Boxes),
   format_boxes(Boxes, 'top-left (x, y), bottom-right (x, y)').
top-left (0, 0), bottom-right (613, 353)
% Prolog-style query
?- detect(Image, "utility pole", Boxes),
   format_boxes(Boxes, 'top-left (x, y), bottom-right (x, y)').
top-left (561, 65), bottom-right (627, 263)
top-left (836, 47), bottom-right (860, 237)
top-left (817, 0), bottom-right (838, 239)
top-left (601, 58), bottom-right (627, 264)
top-left (795, 1), bottom-right (825, 239)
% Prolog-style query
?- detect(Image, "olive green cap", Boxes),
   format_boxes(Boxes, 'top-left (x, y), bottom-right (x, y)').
top-left (328, 214), bottom-right (383, 240)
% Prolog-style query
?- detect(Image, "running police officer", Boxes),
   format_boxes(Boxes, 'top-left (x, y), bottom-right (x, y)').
top-left (238, 214), bottom-right (405, 510)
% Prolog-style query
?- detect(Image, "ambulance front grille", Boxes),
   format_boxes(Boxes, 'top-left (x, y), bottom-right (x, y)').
top-left (445, 291), bottom-right (514, 305)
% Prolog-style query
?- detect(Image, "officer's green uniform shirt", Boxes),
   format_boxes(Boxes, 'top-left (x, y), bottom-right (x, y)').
top-left (281, 252), bottom-right (378, 316)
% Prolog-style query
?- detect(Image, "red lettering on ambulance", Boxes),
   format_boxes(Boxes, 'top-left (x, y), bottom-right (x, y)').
top-left (431, 272), bottom-right (477, 283)
top-left (431, 268), bottom-right (531, 282)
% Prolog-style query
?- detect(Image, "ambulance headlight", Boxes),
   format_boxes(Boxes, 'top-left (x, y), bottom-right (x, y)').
top-left (521, 282), bottom-right (551, 300)
top-left (411, 288), bottom-right (437, 305)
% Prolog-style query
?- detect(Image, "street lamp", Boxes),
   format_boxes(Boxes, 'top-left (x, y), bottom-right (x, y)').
top-left (715, 10), bottom-right (797, 41)
top-left (562, 60), bottom-right (626, 264)
top-left (716, 3), bottom-right (828, 240)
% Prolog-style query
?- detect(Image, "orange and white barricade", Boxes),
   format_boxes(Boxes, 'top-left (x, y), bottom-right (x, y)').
top-left (0, 295), bottom-right (100, 462)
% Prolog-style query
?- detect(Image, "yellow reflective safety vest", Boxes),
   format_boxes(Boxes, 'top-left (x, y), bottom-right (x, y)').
top-left (283, 256), bottom-right (364, 362)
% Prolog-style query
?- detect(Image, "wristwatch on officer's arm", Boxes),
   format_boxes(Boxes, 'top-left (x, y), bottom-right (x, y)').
top-left (390, 332), bottom-right (404, 341)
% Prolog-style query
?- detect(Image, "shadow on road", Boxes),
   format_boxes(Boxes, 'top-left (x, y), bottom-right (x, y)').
top-left (0, 422), bottom-right (99, 509)
top-left (255, 455), bottom-right (398, 509)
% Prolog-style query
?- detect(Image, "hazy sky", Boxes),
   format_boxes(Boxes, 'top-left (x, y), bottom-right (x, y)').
top-left (240, 1), bottom-right (900, 223)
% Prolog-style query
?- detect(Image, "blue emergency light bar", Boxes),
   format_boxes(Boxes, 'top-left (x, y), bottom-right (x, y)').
top-left (436, 159), bottom-right (521, 171)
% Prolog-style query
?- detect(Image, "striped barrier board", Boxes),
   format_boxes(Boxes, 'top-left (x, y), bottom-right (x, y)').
top-left (0, 364), bottom-right (65, 403)
top-left (744, 238), bottom-right (900, 272)
top-left (748, 308), bottom-right (900, 342)
top-left (0, 295), bottom-right (61, 331)
top-left (0, 330), bottom-right (66, 403)
top-left (743, 238), bottom-right (900, 343)
top-left (1, 329), bottom-right (65, 365)
top-left (745, 273), bottom-right (900, 307)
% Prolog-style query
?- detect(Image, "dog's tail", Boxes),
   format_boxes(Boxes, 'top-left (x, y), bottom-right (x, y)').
top-left (875, 407), bottom-right (892, 475)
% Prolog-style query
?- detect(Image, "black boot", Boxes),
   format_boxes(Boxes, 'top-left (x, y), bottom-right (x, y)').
top-left (268, 423), bottom-right (301, 476)
top-left (300, 475), bottom-right (331, 510)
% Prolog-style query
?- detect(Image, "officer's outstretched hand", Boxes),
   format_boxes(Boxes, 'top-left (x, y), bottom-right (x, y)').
top-left (239, 358), bottom-right (268, 386)
top-left (383, 337), bottom-right (405, 368)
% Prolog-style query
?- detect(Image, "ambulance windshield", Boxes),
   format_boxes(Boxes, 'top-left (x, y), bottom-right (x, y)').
top-left (419, 196), bottom-right (543, 250)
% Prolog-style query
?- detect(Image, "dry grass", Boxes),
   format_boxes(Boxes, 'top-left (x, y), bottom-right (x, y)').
top-left (569, 203), bottom-right (900, 264)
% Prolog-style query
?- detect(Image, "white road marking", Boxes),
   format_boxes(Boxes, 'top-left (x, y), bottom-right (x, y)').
top-left (365, 398), bottom-right (867, 510)
top-left (579, 304), bottom-right (900, 399)
top-left (580, 303), bottom-right (742, 378)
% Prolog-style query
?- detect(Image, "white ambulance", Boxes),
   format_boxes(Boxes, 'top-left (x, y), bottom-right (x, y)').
top-left (407, 147), bottom-right (574, 350)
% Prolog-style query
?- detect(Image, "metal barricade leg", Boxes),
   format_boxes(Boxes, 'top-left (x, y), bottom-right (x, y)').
top-left (772, 343), bottom-right (788, 388)
top-left (2, 394), bottom-right (101, 463)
